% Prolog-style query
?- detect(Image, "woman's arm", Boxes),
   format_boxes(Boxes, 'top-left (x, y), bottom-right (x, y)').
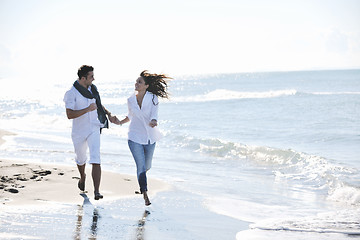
top-left (149, 95), bottom-right (159, 128)
top-left (114, 116), bottom-right (130, 126)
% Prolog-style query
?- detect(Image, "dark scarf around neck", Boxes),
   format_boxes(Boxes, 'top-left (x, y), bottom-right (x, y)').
top-left (73, 81), bottom-right (109, 132)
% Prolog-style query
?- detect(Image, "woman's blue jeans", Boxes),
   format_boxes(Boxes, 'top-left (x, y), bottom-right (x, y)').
top-left (128, 140), bottom-right (156, 193)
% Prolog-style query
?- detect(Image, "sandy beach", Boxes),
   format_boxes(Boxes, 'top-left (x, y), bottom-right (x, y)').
top-left (0, 129), bottom-right (168, 206)
top-left (0, 129), bottom-right (249, 240)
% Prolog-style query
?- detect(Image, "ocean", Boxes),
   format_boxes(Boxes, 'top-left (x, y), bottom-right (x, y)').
top-left (0, 69), bottom-right (359, 239)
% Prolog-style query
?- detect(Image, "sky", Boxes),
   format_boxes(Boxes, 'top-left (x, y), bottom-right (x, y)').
top-left (0, 0), bottom-right (360, 84)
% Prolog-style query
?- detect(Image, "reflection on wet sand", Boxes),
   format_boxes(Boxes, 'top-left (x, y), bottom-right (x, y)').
top-left (90, 208), bottom-right (99, 239)
top-left (74, 205), bottom-right (83, 240)
top-left (136, 210), bottom-right (151, 240)
top-left (74, 193), bottom-right (100, 240)
top-left (73, 193), bottom-right (151, 240)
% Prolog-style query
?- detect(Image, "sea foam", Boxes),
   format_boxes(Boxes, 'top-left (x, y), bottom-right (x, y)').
top-left (175, 135), bottom-right (360, 206)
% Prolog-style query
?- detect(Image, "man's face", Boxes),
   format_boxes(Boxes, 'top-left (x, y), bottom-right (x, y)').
top-left (84, 71), bottom-right (95, 87)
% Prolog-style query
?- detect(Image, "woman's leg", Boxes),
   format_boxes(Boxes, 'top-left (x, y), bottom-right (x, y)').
top-left (142, 142), bottom-right (156, 206)
top-left (128, 140), bottom-right (147, 193)
top-left (144, 142), bottom-right (156, 172)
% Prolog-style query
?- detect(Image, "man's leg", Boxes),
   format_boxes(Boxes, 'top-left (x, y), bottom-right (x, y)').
top-left (77, 163), bottom-right (86, 184)
top-left (92, 164), bottom-right (101, 193)
top-left (88, 130), bottom-right (102, 199)
top-left (73, 135), bottom-right (87, 191)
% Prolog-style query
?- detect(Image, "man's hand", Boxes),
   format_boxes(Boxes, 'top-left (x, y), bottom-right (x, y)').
top-left (88, 103), bottom-right (97, 112)
top-left (109, 115), bottom-right (119, 124)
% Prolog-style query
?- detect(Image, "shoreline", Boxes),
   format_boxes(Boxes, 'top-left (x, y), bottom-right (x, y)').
top-left (0, 131), bottom-right (251, 239)
top-left (0, 129), bottom-right (14, 146)
top-left (0, 129), bottom-right (169, 206)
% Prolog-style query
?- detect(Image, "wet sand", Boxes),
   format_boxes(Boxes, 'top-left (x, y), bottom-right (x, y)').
top-left (0, 129), bottom-right (168, 206)
top-left (0, 129), bottom-right (249, 240)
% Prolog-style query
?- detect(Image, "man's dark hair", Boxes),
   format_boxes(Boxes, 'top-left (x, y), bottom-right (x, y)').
top-left (77, 65), bottom-right (94, 79)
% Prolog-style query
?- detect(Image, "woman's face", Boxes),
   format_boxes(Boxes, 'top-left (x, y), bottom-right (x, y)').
top-left (135, 77), bottom-right (149, 92)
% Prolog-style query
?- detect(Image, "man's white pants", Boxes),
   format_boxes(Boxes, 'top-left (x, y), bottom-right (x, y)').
top-left (72, 130), bottom-right (100, 165)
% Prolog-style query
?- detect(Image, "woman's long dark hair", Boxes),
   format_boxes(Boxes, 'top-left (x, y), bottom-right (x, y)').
top-left (141, 70), bottom-right (171, 100)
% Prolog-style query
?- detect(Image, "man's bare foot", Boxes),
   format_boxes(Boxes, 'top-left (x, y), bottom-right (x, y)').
top-left (94, 192), bottom-right (103, 200)
top-left (78, 175), bottom-right (86, 191)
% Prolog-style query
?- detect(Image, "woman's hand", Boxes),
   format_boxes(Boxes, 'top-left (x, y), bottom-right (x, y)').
top-left (149, 119), bottom-right (157, 128)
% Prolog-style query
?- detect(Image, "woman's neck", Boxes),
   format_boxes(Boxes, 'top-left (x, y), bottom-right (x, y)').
top-left (136, 90), bottom-right (146, 97)
top-left (136, 90), bottom-right (146, 108)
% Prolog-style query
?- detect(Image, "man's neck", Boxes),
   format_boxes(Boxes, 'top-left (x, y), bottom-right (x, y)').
top-left (78, 79), bottom-right (90, 89)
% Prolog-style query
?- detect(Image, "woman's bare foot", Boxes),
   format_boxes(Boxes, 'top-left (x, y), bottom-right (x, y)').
top-left (143, 191), bottom-right (151, 206)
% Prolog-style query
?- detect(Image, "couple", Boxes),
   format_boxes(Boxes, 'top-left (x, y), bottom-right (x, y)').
top-left (63, 65), bottom-right (170, 206)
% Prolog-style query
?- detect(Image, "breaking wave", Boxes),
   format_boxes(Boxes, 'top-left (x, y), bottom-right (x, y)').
top-left (174, 135), bottom-right (360, 206)
top-left (246, 208), bottom-right (360, 236)
top-left (171, 89), bottom-right (360, 103)
top-left (172, 89), bottom-right (297, 102)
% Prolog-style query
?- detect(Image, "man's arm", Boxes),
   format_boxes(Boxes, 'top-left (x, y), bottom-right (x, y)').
top-left (103, 105), bottom-right (119, 123)
top-left (66, 103), bottom-right (97, 119)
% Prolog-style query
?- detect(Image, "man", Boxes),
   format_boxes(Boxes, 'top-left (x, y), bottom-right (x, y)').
top-left (63, 65), bottom-right (117, 200)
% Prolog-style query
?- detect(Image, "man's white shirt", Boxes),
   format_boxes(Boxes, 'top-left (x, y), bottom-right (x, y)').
top-left (64, 85), bottom-right (102, 137)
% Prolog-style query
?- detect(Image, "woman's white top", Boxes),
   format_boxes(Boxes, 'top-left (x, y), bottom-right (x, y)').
top-left (127, 91), bottom-right (163, 144)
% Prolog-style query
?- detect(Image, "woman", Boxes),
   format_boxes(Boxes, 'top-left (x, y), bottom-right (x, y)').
top-left (116, 70), bottom-right (171, 206)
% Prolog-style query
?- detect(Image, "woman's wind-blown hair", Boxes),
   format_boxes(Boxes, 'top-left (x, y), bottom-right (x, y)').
top-left (141, 70), bottom-right (171, 100)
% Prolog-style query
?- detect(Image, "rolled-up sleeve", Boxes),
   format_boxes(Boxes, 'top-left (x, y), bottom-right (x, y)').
top-left (150, 95), bottom-right (159, 120)
top-left (63, 89), bottom-right (75, 110)
top-left (127, 98), bottom-right (134, 120)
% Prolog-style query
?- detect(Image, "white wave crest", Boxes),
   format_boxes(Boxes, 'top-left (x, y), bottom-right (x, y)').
top-left (311, 91), bottom-right (360, 95)
top-left (173, 89), bottom-right (297, 102)
top-left (328, 185), bottom-right (360, 205)
top-left (246, 209), bottom-right (360, 236)
top-left (175, 135), bottom-right (360, 206)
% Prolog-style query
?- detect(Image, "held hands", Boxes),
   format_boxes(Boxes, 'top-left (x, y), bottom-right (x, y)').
top-left (109, 115), bottom-right (122, 125)
top-left (149, 119), bottom-right (157, 128)
top-left (87, 104), bottom-right (120, 125)
top-left (107, 116), bottom-right (155, 127)
top-left (108, 115), bottom-right (115, 123)
top-left (103, 106), bottom-right (127, 126)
